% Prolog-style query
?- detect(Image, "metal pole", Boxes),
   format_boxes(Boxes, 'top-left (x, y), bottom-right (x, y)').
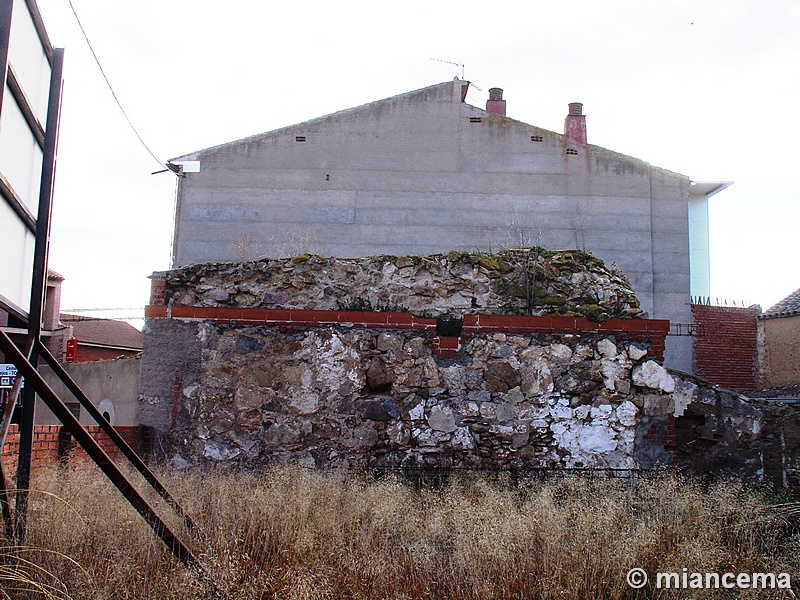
top-left (36, 340), bottom-right (197, 531)
top-left (0, 331), bottom-right (227, 599)
top-left (2, 332), bottom-right (195, 558)
top-left (14, 46), bottom-right (63, 543)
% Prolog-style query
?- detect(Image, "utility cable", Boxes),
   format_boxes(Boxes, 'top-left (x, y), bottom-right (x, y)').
top-left (67, 0), bottom-right (166, 171)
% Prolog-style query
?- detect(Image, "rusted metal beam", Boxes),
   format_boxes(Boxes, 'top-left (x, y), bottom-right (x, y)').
top-left (0, 330), bottom-right (227, 599)
top-left (0, 337), bottom-right (33, 541)
top-left (36, 340), bottom-right (197, 531)
top-left (0, 461), bottom-right (11, 542)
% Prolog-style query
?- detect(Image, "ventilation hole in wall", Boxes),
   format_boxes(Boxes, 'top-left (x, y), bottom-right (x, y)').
top-left (530, 135), bottom-right (543, 142)
top-left (469, 117), bottom-right (482, 123)
top-left (566, 148), bottom-right (578, 155)
top-left (295, 136), bottom-right (306, 142)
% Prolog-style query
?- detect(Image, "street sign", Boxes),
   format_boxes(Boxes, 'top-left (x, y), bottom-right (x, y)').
top-left (0, 364), bottom-right (22, 388)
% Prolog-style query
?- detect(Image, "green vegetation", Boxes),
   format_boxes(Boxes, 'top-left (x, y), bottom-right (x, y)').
top-left (3, 464), bottom-right (797, 599)
top-left (335, 296), bottom-right (407, 313)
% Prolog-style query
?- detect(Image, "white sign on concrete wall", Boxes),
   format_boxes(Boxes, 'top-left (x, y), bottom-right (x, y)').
top-left (0, 363), bottom-right (22, 388)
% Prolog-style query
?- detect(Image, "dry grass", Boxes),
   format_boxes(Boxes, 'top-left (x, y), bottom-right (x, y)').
top-left (2, 462), bottom-right (797, 599)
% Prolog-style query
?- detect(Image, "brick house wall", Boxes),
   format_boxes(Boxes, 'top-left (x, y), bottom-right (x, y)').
top-left (2, 425), bottom-right (152, 475)
top-left (691, 304), bottom-right (759, 390)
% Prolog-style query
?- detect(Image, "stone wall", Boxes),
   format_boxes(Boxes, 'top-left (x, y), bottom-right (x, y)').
top-left (141, 316), bottom-right (761, 479)
top-left (156, 249), bottom-right (643, 322)
top-left (141, 250), bottom-right (768, 481)
top-left (755, 399), bottom-right (800, 489)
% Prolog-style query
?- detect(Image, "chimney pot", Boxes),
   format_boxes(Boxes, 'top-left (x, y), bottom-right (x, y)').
top-left (564, 102), bottom-right (587, 145)
top-left (485, 87), bottom-right (507, 116)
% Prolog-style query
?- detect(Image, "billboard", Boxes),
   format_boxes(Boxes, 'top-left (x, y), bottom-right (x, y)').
top-left (0, 0), bottom-right (55, 320)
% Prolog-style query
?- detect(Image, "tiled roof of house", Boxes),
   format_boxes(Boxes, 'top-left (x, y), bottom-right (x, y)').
top-left (762, 287), bottom-right (800, 318)
top-left (60, 314), bottom-right (143, 350)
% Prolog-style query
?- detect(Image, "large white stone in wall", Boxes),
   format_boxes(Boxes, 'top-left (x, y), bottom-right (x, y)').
top-left (552, 422), bottom-right (619, 459)
top-left (597, 338), bottom-right (618, 359)
top-left (548, 343), bottom-right (573, 363)
top-left (452, 426), bottom-right (475, 450)
top-left (408, 401), bottom-right (426, 420)
top-left (203, 441), bottom-right (241, 461)
top-left (626, 344), bottom-right (648, 361)
top-left (521, 360), bottom-right (554, 396)
top-left (632, 360), bottom-right (675, 393)
top-left (671, 379), bottom-right (698, 417)
top-left (577, 425), bottom-right (618, 453)
top-left (615, 400), bottom-right (638, 427)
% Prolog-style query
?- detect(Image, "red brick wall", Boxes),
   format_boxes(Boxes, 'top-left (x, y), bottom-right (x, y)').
top-left (692, 304), bottom-right (759, 390)
top-left (2, 425), bottom-right (152, 475)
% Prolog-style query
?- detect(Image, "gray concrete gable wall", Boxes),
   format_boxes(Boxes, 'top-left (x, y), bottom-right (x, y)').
top-left (36, 357), bottom-right (141, 427)
top-left (171, 80), bottom-right (693, 370)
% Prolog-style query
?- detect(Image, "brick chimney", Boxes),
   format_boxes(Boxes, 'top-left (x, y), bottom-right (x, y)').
top-left (486, 87), bottom-right (506, 116)
top-left (564, 102), bottom-right (587, 145)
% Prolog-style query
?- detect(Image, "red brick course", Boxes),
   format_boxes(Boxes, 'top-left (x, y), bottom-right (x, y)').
top-left (146, 305), bottom-right (669, 361)
top-left (1, 425), bottom-right (152, 475)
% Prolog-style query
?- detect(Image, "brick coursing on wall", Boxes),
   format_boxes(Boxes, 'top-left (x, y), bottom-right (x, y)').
top-left (691, 304), bottom-right (759, 390)
top-left (1, 425), bottom-right (152, 474)
top-left (144, 304), bottom-right (670, 362)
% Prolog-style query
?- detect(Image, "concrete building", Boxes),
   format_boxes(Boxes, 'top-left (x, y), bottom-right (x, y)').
top-left (35, 356), bottom-right (141, 427)
top-left (169, 80), bottom-right (729, 372)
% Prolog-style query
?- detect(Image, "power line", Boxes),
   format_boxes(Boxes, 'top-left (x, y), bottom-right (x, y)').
top-left (67, 0), bottom-right (166, 171)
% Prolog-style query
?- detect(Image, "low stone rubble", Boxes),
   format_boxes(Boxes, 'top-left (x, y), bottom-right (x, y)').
top-left (159, 249), bottom-right (643, 321)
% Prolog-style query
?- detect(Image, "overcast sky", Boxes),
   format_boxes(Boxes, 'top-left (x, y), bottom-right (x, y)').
top-left (35, 0), bottom-right (800, 324)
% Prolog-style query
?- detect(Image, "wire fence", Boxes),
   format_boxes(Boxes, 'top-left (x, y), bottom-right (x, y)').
top-left (691, 296), bottom-right (758, 308)
top-left (357, 464), bottom-right (669, 489)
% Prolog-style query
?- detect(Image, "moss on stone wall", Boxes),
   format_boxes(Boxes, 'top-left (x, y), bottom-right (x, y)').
top-left (164, 248), bottom-right (644, 320)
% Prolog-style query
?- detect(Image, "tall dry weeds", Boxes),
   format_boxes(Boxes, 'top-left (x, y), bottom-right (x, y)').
top-left (2, 462), bottom-right (797, 599)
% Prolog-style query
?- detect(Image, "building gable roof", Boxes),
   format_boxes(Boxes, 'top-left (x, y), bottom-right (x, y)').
top-left (169, 79), bottom-right (692, 181)
top-left (60, 314), bottom-right (143, 350)
top-left (171, 80), bottom-right (467, 162)
top-left (763, 287), bottom-right (800, 318)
